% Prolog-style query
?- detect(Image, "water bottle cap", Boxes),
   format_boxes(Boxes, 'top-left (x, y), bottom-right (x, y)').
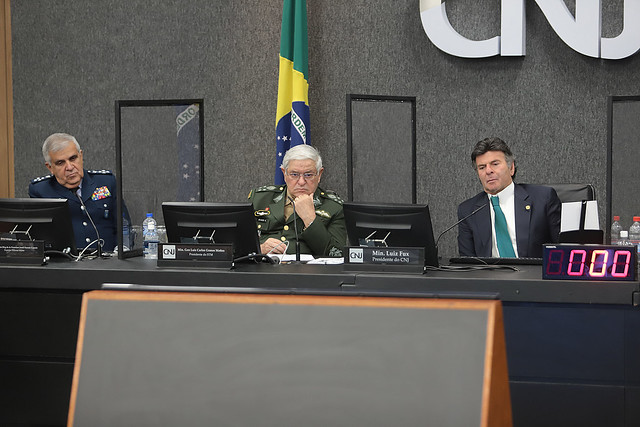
top-left (614, 216), bottom-right (620, 221)
top-left (146, 213), bottom-right (153, 217)
top-left (634, 216), bottom-right (640, 222)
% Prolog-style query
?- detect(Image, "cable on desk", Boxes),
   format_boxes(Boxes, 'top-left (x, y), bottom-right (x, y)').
top-left (426, 264), bottom-right (520, 272)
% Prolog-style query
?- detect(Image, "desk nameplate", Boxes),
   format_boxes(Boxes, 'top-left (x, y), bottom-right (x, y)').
top-left (157, 243), bottom-right (233, 268)
top-left (343, 246), bottom-right (425, 274)
top-left (0, 239), bottom-right (45, 265)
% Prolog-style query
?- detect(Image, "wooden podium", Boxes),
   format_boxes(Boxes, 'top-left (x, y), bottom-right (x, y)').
top-left (68, 291), bottom-right (512, 426)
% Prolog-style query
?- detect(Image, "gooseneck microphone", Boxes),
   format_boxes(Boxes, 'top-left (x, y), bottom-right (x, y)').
top-left (288, 196), bottom-right (302, 262)
top-left (75, 190), bottom-right (104, 258)
top-left (435, 203), bottom-right (488, 249)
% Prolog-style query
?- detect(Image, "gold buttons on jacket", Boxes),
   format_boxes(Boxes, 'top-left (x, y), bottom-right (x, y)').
top-left (284, 225), bottom-right (289, 231)
top-left (281, 236), bottom-right (286, 241)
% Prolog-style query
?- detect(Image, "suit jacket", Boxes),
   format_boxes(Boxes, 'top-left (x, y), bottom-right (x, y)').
top-left (29, 170), bottom-right (126, 252)
top-left (457, 183), bottom-right (561, 258)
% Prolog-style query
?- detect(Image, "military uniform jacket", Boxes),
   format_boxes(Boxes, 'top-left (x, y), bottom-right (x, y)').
top-left (248, 185), bottom-right (347, 257)
top-left (29, 169), bottom-right (123, 252)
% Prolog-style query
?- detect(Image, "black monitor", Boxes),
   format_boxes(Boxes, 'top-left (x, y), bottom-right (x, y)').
top-left (0, 198), bottom-right (77, 253)
top-left (162, 202), bottom-right (261, 259)
top-left (343, 202), bottom-right (439, 267)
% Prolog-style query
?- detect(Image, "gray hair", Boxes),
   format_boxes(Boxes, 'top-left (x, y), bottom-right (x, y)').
top-left (42, 133), bottom-right (81, 164)
top-left (281, 144), bottom-right (323, 172)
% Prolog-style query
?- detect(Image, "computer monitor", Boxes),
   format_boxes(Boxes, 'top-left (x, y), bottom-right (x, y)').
top-left (162, 202), bottom-right (261, 259)
top-left (343, 202), bottom-right (439, 267)
top-left (0, 198), bottom-right (77, 253)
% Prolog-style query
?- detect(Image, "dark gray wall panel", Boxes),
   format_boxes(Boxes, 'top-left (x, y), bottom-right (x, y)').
top-left (610, 99), bottom-right (640, 232)
top-left (349, 97), bottom-right (414, 203)
top-left (11, 0), bottom-right (639, 259)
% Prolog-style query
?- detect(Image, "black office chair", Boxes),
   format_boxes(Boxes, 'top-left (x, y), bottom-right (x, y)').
top-left (546, 183), bottom-right (596, 203)
top-left (544, 183), bottom-right (602, 244)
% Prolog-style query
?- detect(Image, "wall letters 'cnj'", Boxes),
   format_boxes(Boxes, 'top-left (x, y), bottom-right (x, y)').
top-left (419, 0), bottom-right (640, 59)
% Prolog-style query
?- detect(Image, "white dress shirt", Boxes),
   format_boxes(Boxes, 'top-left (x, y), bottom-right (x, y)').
top-left (488, 181), bottom-right (519, 257)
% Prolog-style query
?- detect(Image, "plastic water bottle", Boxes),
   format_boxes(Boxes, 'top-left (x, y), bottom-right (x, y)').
top-left (143, 214), bottom-right (158, 259)
top-left (629, 217), bottom-right (640, 255)
top-left (618, 230), bottom-right (633, 246)
top-left (610, 216), bottom-right (622, 245)
top-left (142, 213), bottom-right (154, 235)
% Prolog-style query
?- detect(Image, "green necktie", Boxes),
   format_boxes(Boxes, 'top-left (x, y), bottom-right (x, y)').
top-left (491, 196), bottom-right (516, 258)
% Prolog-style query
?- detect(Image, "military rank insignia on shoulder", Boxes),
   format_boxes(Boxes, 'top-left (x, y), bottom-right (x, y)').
top-left (31, 174), bottom-right (53, 183)
top-left (253, 185), bottom-right (284, 193)
top-left (321, 190), bottom-right (344, 205)
top-left (87, 169), bottom-right (113, 175)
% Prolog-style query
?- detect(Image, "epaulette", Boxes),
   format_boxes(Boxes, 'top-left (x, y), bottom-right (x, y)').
top-left (320, 190), bottom-right (344, 205)
top-left (248, 185), bottom-right (285, 199)
top-left (31, 174), bottom-right (53, 183)
top-left (87, 169), bottom-right (114, 175)
top-left (254, 185), bottom-right (285, 193)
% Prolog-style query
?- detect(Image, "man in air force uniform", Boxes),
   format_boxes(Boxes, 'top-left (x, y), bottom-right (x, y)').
top-left (29, 133), bottom-right (125, 252)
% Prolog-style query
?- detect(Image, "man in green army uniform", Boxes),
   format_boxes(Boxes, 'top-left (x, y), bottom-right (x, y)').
top-left (248, 145), bottom-right (346, 257)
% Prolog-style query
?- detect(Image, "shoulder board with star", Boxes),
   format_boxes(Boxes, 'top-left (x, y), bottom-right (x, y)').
top-left (320, 190), bottom-right (344, 205)
top-left (254, 185), bottom-right (285, 193)
top-left (31, 174), bottom-right (54, 183)
top-left (87, 169), bottom-right (114, 175)
top-left (248, 185), bottom-right (286, 199)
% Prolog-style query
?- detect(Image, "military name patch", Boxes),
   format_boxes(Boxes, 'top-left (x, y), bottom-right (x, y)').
top-left (91, 186), bottom-right (111, 200)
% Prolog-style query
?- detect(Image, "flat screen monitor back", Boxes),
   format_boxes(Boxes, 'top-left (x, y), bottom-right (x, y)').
top-left (343, 202), bottom-right (438, 267)
top-left (0, 198), bottom-right (77, 254)
top-left (162, 202), bottom-right (261, 259)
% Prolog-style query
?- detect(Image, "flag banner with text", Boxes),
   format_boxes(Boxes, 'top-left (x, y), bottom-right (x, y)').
top-left (176, 104), bottom-right (201, 202)
top-left (274, 0), bottom-right (309, 184)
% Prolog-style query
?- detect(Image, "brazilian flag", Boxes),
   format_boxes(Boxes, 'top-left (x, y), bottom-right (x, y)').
top-left (274, 0), bottom-right (309, 185)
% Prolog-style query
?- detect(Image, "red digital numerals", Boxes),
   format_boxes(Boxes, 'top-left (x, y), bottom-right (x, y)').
top-left (545, 249), bottom-right (632, 278)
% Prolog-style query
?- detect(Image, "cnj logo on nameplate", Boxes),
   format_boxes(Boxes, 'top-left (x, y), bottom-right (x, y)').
top-left (158, 243), bottom-right (234, 268)
top-left (344, 246), bottom-right (425, 274)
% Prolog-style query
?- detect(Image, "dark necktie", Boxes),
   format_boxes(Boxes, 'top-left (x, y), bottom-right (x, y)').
top-left (491, 196), bottom-right (516, 258)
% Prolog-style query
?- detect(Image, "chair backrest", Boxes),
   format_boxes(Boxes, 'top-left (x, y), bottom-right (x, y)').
top-left (546, 183), bottom-right (603, 244)
top-left (545, 183), bottom-right (596, 203)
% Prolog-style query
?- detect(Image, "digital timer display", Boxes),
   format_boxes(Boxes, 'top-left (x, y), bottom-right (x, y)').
top-left (542, 244), bottom-right (637, 281)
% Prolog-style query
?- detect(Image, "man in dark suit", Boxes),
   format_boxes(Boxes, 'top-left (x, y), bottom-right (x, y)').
top-left (29, 133), bottom-right (125, 253)
top-left (457, 137), bottom-right (561, 258)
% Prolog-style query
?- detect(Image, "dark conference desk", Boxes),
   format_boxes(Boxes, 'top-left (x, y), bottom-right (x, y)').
top-left (2, 257), bottom-right (640, 426)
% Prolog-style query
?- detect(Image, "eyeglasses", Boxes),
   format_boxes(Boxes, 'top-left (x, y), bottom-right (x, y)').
top-left (285, 172), bottom-right (317, 181)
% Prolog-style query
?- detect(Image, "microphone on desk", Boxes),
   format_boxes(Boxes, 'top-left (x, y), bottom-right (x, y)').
top-left (288, 196), bottom-right (302, 262)
top-left (75, 190), bottom-right (104, 259)
top-left (435, 203), bottom-right (488, 250)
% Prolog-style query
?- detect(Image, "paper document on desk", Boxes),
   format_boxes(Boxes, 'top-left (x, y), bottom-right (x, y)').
top-left (268, 253), bottom-right (315, 263)
top-left (307, 257), bottom-right (344, 265)
top-left (560, 201), bottom-right (600, 232)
